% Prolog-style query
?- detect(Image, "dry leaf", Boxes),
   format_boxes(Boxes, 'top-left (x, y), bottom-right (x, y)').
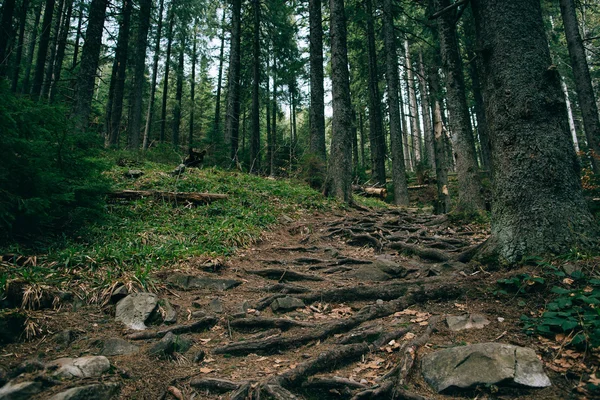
top-left (167, 386), bottom-right (184, 400)
top-left (562, 278), bottom-right (574, 285)
top-left (200, 367), bottom-right (214, 373)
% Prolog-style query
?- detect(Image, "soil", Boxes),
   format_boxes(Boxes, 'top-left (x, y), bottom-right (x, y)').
top-left (0, 206), bottom-right (597, 399)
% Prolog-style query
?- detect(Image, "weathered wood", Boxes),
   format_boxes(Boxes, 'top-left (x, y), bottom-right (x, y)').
top-left (109, 190), bottom-right (227, 205)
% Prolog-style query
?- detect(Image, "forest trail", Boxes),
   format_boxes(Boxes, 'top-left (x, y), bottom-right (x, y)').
top-left (0, 207), bottom-right (589, 399)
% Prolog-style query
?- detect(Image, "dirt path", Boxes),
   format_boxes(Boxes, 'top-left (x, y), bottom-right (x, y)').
top-left (0, 207), bottom-right (584, 399)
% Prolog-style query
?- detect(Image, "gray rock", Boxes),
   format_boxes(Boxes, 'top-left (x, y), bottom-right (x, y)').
top-left (373, 257), bottom-right (408, 278)
top-left (110, 285), bottom-right (128, 303)
top-left (54, 330), bottom-right (75, 348)
top-left (101, 338), bottom-right (139, 356)
top-left (125, 170), bottom-right (144, 179)
top-left (271, 297), bottom-right (305, 312)
top-left (191, 310), bottom-right (207, 319)
top-left (0, 381), bottom-right (42, 400)
top-left (174, 335), bottom-right (193, 353)
top-left (48, 383), bottom-right (119, 400)
top-left (347, 266), bottom-right (391, 281)
top-left (162, 300), bottom-right (177, 324)
top-left (240, 300), bottom-right (250, 313)
top-left (167, 274), bottom-right (242, 291)
top-left (446, 314), bottom-right (491, 331)
top-left (115, 293), bottom-right (158, 330)
top-left (563, 263), bottom-right (582, 276)
top-left (421, 343), bottom-right (551, 393)
top-left (209, 298), bottom-right (224, 313)
top-left (193, 350), bottom-right (206, 363)
top-left (148, 332), bottom-right (176, 359)
top-left (48, 356), bottom-right (110, 379)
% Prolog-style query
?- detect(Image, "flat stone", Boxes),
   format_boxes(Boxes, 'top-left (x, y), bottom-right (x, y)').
top-left (148, 332), bottom-right (176, 359)
top-left (0, 381), bottom-right (42, 400)
top-left (162, 300), bottom-right (177, 324)
top-left (115, 293), bottom-right (158, 330)
top-left (48, 383), bottom-right (120, 400)
top-left (49, 356), bottom-right (111, 379)
top-left (167, 274), bottom-right (242, 291)
top-left (101, 338), bottom-right (139, 356)
top-left (446, 314), bottom-right (491, 331)
top-left (271, 296), bottom-right (305, 312)
top-left (347, 266), bottom-right (391, 281)
top-left (209, 298), bottom-right (224, 313)
top-left (421, 343), bottom-right (551, 392)
top-left (110, 285), bottom-right (128, 303)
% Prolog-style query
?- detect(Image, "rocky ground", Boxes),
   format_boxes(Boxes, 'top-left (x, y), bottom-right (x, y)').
top-left (0, 206), bottom-right (597, 399)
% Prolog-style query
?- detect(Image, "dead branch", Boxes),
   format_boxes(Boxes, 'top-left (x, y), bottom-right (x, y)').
top-left (109, 190), bottom-right (227, 205)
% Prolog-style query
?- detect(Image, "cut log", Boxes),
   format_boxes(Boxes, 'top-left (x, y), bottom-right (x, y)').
top-left (109, 190), bottom-right (227, 205)
top-left (352, 185), bottom-right (388, 199)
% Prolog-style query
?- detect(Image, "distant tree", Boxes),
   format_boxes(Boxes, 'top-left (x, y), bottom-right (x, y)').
top-left (224, 0), bottom-right (242, 163)
top-left (309, 0), bottom-right (326, 161)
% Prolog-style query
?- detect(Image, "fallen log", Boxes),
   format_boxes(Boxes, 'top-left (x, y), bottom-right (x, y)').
top-left (109, 190), bottom-right (227, 205)
top-left (352, 185), bottom-right (388, 199)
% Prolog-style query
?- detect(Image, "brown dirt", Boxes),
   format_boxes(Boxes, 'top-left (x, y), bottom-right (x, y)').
top-left (0, 206), bottom-right (596, 399)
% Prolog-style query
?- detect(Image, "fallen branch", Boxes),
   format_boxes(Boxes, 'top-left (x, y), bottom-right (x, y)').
top-left (109, 190), bottom-right (227, 205)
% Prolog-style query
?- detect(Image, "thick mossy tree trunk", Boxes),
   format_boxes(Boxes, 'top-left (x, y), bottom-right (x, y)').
top-left (127, 0), bottom-right (151, 149)
top-left (472, 0), bottom-right (597, 262)
top-left (326, 0), bottom-right (353, 203)
top-left (434, 0), bottom-right (484, 212)
top-left (559, 0), bottom-right (600, 175)
top-left (73, 0), bottom-right (108, 131)
top-left (365, 0), bottom-right (386, 186)
top-left (382, 0), bottom-right (409, 206)
top-left (225, 0), bottom-right (242, 163)
top-left (250, 0), bottom-right (260, 173)
top-left (309, 0), bottom-right (326, 161)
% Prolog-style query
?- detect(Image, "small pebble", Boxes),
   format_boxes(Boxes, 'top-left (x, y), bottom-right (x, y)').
top-left (497, 317), bottom-right (505, 323)
top-left (376, 299), bottom-right (384, 305)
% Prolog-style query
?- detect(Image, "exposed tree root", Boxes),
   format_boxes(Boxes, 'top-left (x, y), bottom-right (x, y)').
top-left (125, 317), bottom-right (218, 340)
top-left (387, 242), bottom-right (451, 262)
top-left (302, 376), bottom-right (368, 390)
top-left (229, 317), bottom-right (313, 331)
top-left (261, 283), bottom-right (311, 294)
top-left (189, 378), bottom-right (241, 392)
top-left (247, 268), bottom-right (324, 282)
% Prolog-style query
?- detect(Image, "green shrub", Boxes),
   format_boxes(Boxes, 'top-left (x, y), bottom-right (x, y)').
top-left (0, 84), bottom-right (109, 241)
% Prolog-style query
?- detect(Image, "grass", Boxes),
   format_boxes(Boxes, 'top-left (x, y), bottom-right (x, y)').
top-left (1, 159), bottom-right (347, 301)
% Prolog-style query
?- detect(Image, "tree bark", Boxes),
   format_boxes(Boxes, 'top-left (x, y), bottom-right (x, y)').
top-left (225, 0), bottom-right (242, 163)
top-left (172, 34), bottom-right (185, 147)
top-left (561, 79), bottom-right (579, 153)
top-left (418, 51), bottom-right (435, 171)
top-left (472, 0), bottom-right (597, 262)
top-left (127, 0), bottom-right (152, 149)
top-left (71, 0), bottom-right (83, 70)
top-left (429, 68), bottom-right (450, 214)
top-left (41, 0), bottom-right (65, 99)
top-left (326, 0), bottom-right (353, 203)
top-left (365, 0), bottom-right (386, 186)
top-left (309, 0), bottom-right (326, 161)
top-left (559, 0), bottom-right (600, 174)
top-left (73, 0), bottom-right (108, 131)
top-left (270, 56), bottom-right (277, 176)
top-left (48, 0), bottom-right (74, 102)
top-left (21, 0), bottom-right (41, 94)
top-left (189, 23), bottom-right (198, 150)
top-left (9, 0), bottom-right (29, 91)
top-left (0, 0), bottom-right (17, 77)
top-left (213, 10), bottom-right (226, 145)
top-left (250, 0), bottom-right (260, 173)
top-left (142, 0), bottom-right (165, 149)
top-left (159, 6), bottom-right (175, 143)
top-left (400, 67), bottom-right (412, 172)
top-left (434, 0), bottom-right (484, 212)
top-left (105, 0), bottom-right (132, 147)
top-left (31, 0), bottom-right (55, 98)
top-left (404, 39), bottom-right (422, 164)
top-left (382, 0), bottom-right (409, 206)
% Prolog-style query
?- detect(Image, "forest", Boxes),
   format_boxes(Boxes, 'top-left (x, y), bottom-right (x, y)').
top-left (0, 0), bottom-right (600, 398)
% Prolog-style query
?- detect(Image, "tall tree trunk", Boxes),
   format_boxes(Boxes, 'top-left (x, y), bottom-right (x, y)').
top-left (0, 0), bottom-right (17, 77)
top-left (73, 0), bottom-right (108, 131)
top-left (21, 0), bottom-right (41, 94)
top-left (127, 0), bottom-right (151, 149)
top-left (326, 0), bottom-right (353, 203)
top-left (561, 79), bottom-right (580, 153)
top-left (359, 108), bottom-right (366, 168)
top-left (400, 69), bottom-right (412, 172)
top-left (142, 0), bottom-right (165, 149)
top-left (172, 35), bottom-right (185, 147)
top-left (382, 0), bottom-right (408, 206)
top-left (225, 0), bottom-right (242, 163)
top-left (31, 0), bottom-right (56, 98)
top-left (41, 0), bottom-right (65, 99)
top-left (250, 0), bottom-right (260, 173)
top-left (472, 0), bottom-right (597, 262)
top-left (159, 6), bottom-right (175, 143)
top-left (49, 0), bottom-right (73, 102)
top-left (10, 0), bottom-right (29, 91)
top-left (559, 0), bottom-right (600, 174)
top-left (404, 39), bottom-right (422, 163)
top-left (418, 51), bottom-right (435, 171)
top-left (429, 67), bottom-right (450, 214)
top-left (270, 56), bottom-right (277, 176)
top-left (106, 0), bottom-right (132, 147)
top-left (189, 23), bottom-right (198, 150)
top-left (364, 0), bottom-right (386, 186)
top-left (434, 0), bottom-right (484, 211)
top-left (351, 108), bottom-right (359, 171)
top-left (71, 0), bottom-right (83, 70)
top-left (309, 0), bottom-right (326, 161)
top-left (266, 53), bottom-right (271, 173)
top-left (213, 10), bottom-right (226, 144)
